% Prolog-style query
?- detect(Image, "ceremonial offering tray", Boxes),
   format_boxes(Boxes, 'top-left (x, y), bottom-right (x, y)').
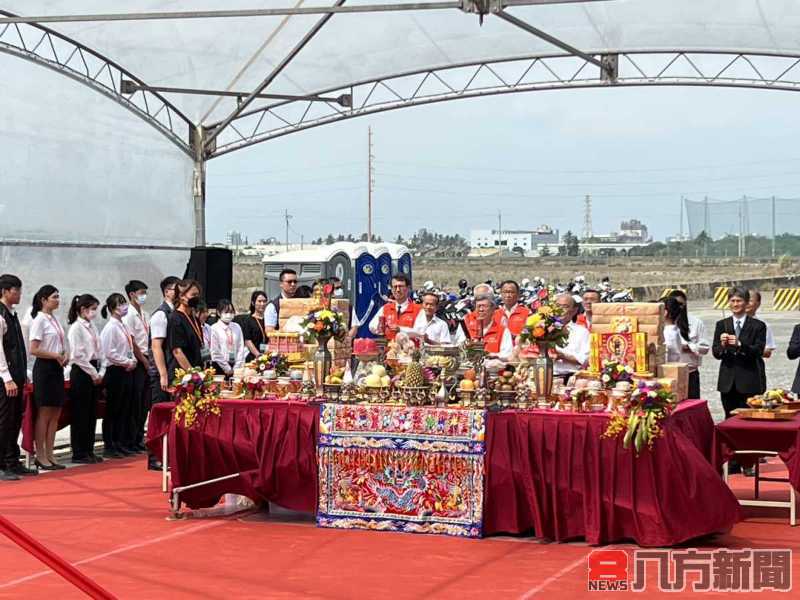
top-left (734, 408), bottom-right (799, 421)
top-left (396, 386), bottom-right (431, 406)
top-left (322, 383), bottom-right (343, 402)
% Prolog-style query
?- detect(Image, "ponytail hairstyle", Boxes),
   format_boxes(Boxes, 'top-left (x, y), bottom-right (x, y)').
top-left (68, 294), bottom-right (99, 324)
top-left (31, 285), bottom-right (59, 319)
top-left (101, 293), bottom-right (127, 320)
top-left (249, 290), bottom-right (268, 315)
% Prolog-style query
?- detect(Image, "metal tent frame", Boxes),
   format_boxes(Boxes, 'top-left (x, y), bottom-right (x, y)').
top-left (3, 1), bottom-right (800, 246)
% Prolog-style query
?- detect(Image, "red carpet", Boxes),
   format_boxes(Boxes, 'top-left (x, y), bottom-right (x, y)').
top-left (1, 457), bottom-right (799, 599)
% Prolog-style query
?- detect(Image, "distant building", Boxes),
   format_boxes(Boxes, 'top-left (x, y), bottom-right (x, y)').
top-left (587, 219), bottom-right (651, 244)
top-left (470, 225), bottom-right (560, 252)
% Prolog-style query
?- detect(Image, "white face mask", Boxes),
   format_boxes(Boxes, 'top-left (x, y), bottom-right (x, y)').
top-left (221, 313), bottom-right (234, 324)
top-left (136, 293), bottom-right (147, 305)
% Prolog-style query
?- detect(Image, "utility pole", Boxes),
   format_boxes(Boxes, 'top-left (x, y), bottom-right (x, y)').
top-left (367, 127), bottom-right (374, 243)
top-left (497, 209), bottom-right (502, 257)
top-left (738, 196), bottom-right (744, 259)
top-left (771, 195), bottom-right (776, 258)
top-left (679, 195), bottom-right (685, 239)
top-left (583, 194), bottom-right (593, 240)
top-left (284, 208), bottom-right (292, 252)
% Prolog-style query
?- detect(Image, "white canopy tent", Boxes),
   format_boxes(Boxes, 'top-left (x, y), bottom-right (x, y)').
top-left (2, 0), bottom-right (800, 301)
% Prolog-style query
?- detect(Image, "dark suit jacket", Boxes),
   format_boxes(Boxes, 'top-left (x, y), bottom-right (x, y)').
top-left (788, 324), bottom-right (800, 394)
top-left (712, 316), bottom-right (767, 395)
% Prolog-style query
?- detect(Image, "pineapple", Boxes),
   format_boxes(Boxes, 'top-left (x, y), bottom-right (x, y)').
top-left (403, 350), bottom-right (426, 388)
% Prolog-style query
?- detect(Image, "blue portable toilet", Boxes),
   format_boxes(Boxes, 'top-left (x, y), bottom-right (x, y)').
top-left (262, 245), bottom-right (353, 301)
top-left (386, 243), bottom-right (413, 283)
top-left (351, 245), bottom-right (382, 338)
top-left (369, 244), bottom-right (393, 299)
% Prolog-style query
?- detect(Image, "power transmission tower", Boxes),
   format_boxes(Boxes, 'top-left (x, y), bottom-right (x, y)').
top-left (583, 195), bottom-right (592, 240)
top-left (497, 209), bottom-right (502, 257)
top-left (367, 127), bottom-right (374, 243)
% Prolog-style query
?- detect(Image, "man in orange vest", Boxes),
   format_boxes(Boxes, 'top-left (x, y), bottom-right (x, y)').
top-left (494, 280), bottom-right (530, 339)
top-left (368, 274), bottom-right (422, 341)
top-left (455, 295), bottom-right (513, 359)
top-left (577, 289), bottom-right (600, 330)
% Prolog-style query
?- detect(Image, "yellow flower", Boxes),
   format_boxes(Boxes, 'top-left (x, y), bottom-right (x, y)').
top-left (318, 309), bottom-right (335, 320)
top-left (526, 314), bottom-right (542, 328)
top-left (539, 306), bottom-right (553, 317)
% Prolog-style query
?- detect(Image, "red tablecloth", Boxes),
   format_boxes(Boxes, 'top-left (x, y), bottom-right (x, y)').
top-left (21, 383), bottom-right (106, 453)
top-left (146, 400), bottom-right (319, 512)
top-left (714, 414), bottom-right (800, 492)
top-left (483, 400), bottom-right (742, 546)
top-left (148, 399), bottom-right (737, 546)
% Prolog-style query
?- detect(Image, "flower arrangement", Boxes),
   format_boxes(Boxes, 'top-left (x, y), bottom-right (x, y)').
top-left (518, 301), bottom-right (570, 349)
top-left (300, 308), bottom-right (348, 343)
top-left (602, 381), bottom-right (676, 453)
top-left (248, 351), bottom-right (289, 376)
top-left (600, 360), bottom-right (634, 389)
top-left (172, 367), bottom-right (221, 428)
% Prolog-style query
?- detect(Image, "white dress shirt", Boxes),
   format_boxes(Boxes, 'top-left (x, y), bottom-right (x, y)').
top-left (149, 300), bottom-right (174, 340)
top-left (29, 313), bottom-right (66, 355)
top-left (68, 318), bottom-right (102, 380)
top-left (554, 322), bottom-right (590, 376)
top-left (210, 321), bottom-right (247, 374)
top-left (451, 316), bottom-right (514, 360)
top-left (685, 313), bottom-right (710, 370)
top-left (663, 324), bottom-right (684, 364)
top-left (265, 293), bottom-right (291, 328)
top-left (100, 318), bottom-right (136, 369)
top-left (368, 299), bottom-right (412, 335)
top-left (412, 311), bottom-right (452, 344)
top-left (123, 306), bottom-right (150, 354)
top-left (763, 320), bottom-right (776, 353)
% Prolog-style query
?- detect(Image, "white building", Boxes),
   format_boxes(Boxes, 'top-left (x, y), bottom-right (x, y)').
top-left (470, 225), bottom-right (560, 252)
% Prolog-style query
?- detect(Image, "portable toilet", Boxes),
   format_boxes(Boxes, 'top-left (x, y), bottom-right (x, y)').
top-left (262, 246), bottom-right (353, 300)
top-left (385, 243), bottom-right (413, 282)
top-left (368, 243), bottom-right (393, 299)
top-left (351, 244), bottom-right (382, 338)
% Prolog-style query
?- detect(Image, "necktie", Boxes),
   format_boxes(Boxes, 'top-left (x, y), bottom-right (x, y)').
top-left (734, 319), bottom-right (742, 338)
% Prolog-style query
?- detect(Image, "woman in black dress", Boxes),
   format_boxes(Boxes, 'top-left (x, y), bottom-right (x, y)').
top-left (241, 290), bottom-right (268, 362)
top-left (29, 285), bottom-right (68, 470)
top-left (167, 279), bottom-right (206, 378)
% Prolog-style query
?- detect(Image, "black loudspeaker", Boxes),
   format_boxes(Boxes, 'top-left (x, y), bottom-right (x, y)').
top-left (184, 247), bottom-right (233, 309)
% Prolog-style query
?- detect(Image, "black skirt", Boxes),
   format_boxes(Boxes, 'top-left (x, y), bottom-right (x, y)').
top-left (33, 358), bottom-right (66, 408)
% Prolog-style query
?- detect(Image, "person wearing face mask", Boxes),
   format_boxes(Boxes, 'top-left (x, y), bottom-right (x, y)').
top-left (100, 294), bottom-right (138, 459)
top-left (167, 279), bottom-right (206, 375)
top-left (67, 294), bottom-right (103, 464)
top-left (29, 285), bottom-right (69, 470)
top-left (241, 290), bottom-right (269, 361)
top-left (0, 274), bottom-right (36, 480)
top-left (122, 280), bottom-right (151, 453)
top-left (210, 300), bottom-right (246, 377)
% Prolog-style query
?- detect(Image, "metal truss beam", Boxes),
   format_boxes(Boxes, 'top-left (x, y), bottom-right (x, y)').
top-left (0, 1), bottom-right (610, 24)
top-left (207, 50), bottom-right (800, 158)
top-left (0, 10), bottom-right (194, 156)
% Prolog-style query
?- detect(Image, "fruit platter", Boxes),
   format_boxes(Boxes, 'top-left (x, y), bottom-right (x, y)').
top-left (737, 389), bottom-right (800, 419)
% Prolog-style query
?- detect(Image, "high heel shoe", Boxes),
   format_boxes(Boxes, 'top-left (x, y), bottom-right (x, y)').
top-left (34, 459), bottom-right (59, 471)
top-left (49, 461), bottom-right (67, 470)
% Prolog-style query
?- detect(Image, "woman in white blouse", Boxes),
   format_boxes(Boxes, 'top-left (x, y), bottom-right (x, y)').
top-left (664, 297), bottom-right (691, 364)
top-left (29, 285), bottom-right (68, 471)
top-left (67, 294), bottom-right (102, 464)
top-left (100, 293), bottom-right (137, 459)
top-left (210, 299), bottom-right (246, 377)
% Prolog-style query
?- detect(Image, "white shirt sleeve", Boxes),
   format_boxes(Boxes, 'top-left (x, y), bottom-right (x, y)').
top-left (68, 323), bottom-right (100, 380)
top-left (150, 310), bottom-right (168, 340)
top-left (209, 323), bottom-right (231, 373)
top-left (265, 302), bottom-right (278, 328)
top-left (101, 322), bottom-right (135, 368)
top-left (765, 322), bottom-right (776, 352)
top-left (497, 329), bottom-right (514, 361)
top-left (368, 305), bottom-right (385, 335)
top-left (0, 317), bottom-right (10, 383)
top-left (687, 316), bottom-right (710, 357)
top-left (233, 323), bottom-right (247, 368)
top-left (29, 314), bottom-right (45, 343)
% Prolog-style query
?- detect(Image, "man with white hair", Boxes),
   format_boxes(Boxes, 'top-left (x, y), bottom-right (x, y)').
top-left (454, 295), bottom-right (513, 359)
top-left (553, 293), bottom-right (590, 381)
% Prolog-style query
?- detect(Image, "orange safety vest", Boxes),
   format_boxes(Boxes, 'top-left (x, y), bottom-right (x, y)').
top-left (465, 312), bottom-right (507, 354)
top-left (383, 301), bottom-right (423, 341)
top-left (576, 313), bottom-right (590, 331)
top-left (494, 304), bottom-right (530, 337)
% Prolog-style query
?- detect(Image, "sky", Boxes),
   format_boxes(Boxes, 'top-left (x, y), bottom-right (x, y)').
top-left (204, 84), bottom-right (800, 245)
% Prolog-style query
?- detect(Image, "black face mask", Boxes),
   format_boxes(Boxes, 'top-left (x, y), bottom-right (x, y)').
top-left (187, 297), bottom-right (201, 309)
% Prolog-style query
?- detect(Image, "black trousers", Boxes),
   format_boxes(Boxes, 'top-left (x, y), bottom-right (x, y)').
top-left (688, 370), bottom-right (701, 401)
top-left (69, 366), bottom-right (98, 459)
top-left (721, 389), bottom-right (749, 419)
top-left (0, 378), bottom-right (24, 469)
top-left (131, 363), bottom-right (149, 446)
top-left (103, 366), bottom-right (133, 451)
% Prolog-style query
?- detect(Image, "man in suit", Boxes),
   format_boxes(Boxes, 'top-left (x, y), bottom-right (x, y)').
top-left (788, 322), bottom-right (800, 395)
top-left (713, 287), bottom-right (767, 419)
